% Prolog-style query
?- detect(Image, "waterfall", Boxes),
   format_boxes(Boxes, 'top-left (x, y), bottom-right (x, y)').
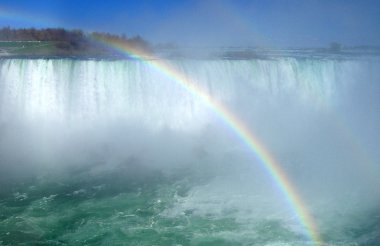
top-left (0, 57), bottom-right (379, 244)
top-left (1, 58), bottom-right (378, 130)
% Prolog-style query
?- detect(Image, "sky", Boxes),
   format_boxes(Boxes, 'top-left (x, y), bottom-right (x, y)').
top-left (0, 0), bottom-right (379, 47)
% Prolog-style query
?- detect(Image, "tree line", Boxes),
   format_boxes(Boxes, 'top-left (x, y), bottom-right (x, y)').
top-left (0, 27), bottom-right (151, 56)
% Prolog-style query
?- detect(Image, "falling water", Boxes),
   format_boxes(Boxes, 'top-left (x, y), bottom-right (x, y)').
top-left (0, 57), bottom-right (379, 245)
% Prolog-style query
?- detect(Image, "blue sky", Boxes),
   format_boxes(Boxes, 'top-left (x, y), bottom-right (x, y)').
top-left (0, 0), bottom-right (379, 47)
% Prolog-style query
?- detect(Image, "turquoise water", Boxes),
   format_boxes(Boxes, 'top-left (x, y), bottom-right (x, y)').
top-left (0, 167), bottom-right (299, 245)
top-left (0, 58), bottom-right (380, 245)
top-left (1, 163), bottom-right (379, 245)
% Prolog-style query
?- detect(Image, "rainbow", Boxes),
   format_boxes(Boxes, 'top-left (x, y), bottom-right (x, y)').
top-left (92, 38), bottom-right (322, 244)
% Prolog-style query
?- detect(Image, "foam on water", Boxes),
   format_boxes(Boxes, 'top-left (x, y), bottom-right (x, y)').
top-left (0, 57), bottom-right (379, 245)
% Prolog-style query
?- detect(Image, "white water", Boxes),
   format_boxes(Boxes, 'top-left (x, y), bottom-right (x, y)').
top-left (0, 58), bottom-right (375, 128)
top-left (1, 57), bottom-right (379, 194)
top-left (0, 58), bottom-right (379, 243)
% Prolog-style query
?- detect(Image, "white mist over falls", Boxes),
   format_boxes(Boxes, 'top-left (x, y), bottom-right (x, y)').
top-left (0, 57), bottom-right (379, 245)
